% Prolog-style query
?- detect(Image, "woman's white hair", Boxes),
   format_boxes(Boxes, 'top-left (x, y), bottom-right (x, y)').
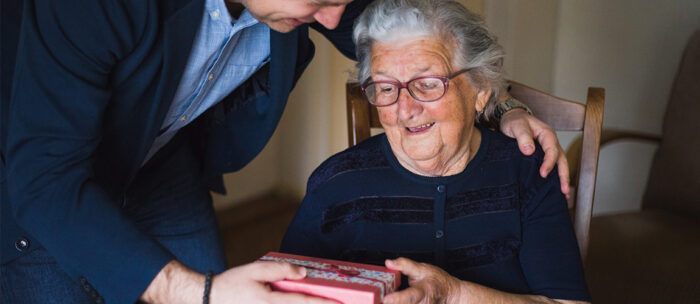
top-left (352, 0), bottom-right (505, 121)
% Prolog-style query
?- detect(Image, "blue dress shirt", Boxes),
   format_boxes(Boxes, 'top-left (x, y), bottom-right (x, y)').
top-left (145, 0), bottom-right (270, 162)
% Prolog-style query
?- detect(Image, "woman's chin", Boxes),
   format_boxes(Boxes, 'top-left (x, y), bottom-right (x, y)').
top-left (405, 152), bottom-right (438, 163)
top-left (401, 150), bottom-right (443, 173)
top-left (401, 144), bottom-right (439, 160)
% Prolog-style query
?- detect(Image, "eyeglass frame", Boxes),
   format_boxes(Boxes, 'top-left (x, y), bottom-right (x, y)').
top-left (360, 68), bottom-right (474, 107)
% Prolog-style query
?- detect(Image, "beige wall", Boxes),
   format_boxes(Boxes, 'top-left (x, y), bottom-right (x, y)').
top-left (214, 0), bottom-right (700, 215)
top-left (487, 0), bottom-right (700, 215)
top-left (485, 0), bottom-right (559, 92)
top-left (210, 123), bottom-right (282, 208)
top-left (276, 31), bottom-right (355, 199)
top-left (552, 0), bottom-right (700, 214)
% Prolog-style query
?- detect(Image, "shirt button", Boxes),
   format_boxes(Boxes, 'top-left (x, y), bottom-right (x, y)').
top-left (207, 73), bottom-right (215, 81)
top-left (15, 237), bottom-right (30, 251)
top-left (82, 283), bottom-right (92, 293)
top-left (180, 115), bottom-right (187, 122)
top-left (437, 185), bottom-right (446, 193)
top-left (210, 9), bottom-right (220, 19)
top-left (435, 230), bottom-right (444, 238)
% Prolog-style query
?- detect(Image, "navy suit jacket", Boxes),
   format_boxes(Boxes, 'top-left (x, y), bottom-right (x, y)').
top-left (1, 0), bottom-right (369, 302)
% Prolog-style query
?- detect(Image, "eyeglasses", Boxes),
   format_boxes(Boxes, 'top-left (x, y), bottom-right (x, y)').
top-left (361, 68), bottom-right (473, 107)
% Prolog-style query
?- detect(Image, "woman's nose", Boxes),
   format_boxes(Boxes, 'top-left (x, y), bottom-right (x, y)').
top-left (397, 88), bottom-right (423, 121)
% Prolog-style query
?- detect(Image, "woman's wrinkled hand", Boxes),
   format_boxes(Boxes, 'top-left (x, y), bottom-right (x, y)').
top-left (499, 109), bottom-right (571, 199)
top-left (383, 258), bottom-right (463, 304)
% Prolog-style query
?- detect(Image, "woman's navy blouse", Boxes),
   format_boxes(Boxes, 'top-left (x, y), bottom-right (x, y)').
top-left (281, 125), bottom-right (590, 302)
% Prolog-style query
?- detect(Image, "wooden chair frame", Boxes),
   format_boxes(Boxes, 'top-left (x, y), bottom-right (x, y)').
top-left (346, 80), bottom-right (605, 260)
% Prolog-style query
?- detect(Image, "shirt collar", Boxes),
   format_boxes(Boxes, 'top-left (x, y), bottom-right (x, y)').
top-left (208, 0), bottom-right (261, 29)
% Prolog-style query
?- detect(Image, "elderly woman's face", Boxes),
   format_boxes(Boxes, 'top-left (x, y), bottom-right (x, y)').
top-left (370, 38), bottom-right (489, 176)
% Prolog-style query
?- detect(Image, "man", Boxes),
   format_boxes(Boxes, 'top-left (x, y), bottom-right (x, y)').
top-left (0, 0), bottom-right (569, 303)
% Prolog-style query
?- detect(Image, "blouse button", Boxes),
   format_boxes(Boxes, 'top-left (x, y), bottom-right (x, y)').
top-left (435, 230), bottom-right (444, 238)
top-left (436, 185), bottom-right (446, 193)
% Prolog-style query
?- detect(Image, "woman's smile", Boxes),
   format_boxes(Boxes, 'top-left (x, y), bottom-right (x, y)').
top-left (405, 122), bottom-right (435, 134)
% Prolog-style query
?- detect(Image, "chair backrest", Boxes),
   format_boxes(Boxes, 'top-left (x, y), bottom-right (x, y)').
top-left (641, 30), bottom-right (700, 219)
top-left (346, 81), bottom-right (605, 261)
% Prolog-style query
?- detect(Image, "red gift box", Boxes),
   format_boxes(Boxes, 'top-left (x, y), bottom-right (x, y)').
top-left (260, 252), bottom-right (401, 304)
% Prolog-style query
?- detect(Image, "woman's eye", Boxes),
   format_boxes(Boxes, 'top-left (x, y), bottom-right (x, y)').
top-left (378, 85), bottom-right (395, 93)
top-left (417, 81), bottom-right (438, 90)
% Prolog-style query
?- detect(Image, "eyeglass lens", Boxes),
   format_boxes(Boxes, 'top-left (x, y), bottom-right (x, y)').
top-left (365, 77), bottom-right (446, 106)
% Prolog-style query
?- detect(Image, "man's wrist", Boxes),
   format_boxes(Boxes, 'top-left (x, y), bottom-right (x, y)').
top-left (203, 271), bottom-right (213, 304)
top-left (141, 260), bottom-right (204, 304)
top-left (493, 97), bottom-right (532, 122)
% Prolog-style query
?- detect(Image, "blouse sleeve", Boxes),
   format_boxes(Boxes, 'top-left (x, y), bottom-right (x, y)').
top-left (518, 166), bottom-right (591, 302)
top-left (280, 193), bottom-right (327, 257)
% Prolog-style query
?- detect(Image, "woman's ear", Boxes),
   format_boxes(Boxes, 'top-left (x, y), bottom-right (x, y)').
top-left (475, 89), bottom-right (491, 112)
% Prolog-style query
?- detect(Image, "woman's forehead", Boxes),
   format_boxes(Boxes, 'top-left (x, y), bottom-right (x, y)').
top-left (370, 39), bottom-right (455, 73)
top-left (372, 36), bottom-right (452, 53)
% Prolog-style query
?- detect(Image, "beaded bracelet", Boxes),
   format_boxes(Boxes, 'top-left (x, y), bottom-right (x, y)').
top-left (203, 271), bottom-right (213, 304)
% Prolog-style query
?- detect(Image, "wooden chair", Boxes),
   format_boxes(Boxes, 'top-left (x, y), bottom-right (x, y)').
top-left (346, 81), bottom-right (605, 260)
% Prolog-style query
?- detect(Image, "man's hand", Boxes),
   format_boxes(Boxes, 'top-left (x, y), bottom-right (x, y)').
top-left (382, 258), bottom-right (463, 304)
top-left (500, 108), bottom-right (571, 198)
top-left (210, 261), bottom-right (337, 304)
top-left (142, 260), bottom-right (336, 304)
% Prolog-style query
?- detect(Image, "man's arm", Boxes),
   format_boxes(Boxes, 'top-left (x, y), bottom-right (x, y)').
top-left (493, 92), bottom-right (570, 197)
top-left (6, 1), bottom-right (173, 302)
top-left (499, 107), bottom-right (570, 197)
top-left (141, 260), bottom-right (336, 304)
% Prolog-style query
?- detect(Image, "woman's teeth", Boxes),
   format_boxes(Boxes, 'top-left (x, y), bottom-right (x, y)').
top-left (407, 122), bottom-right (435, 132)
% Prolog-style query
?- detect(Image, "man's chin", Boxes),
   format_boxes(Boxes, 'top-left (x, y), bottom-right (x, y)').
top-left (266, 19), bottom-right (306, 33)
top-left (264, 23), bottom-right (292, 33)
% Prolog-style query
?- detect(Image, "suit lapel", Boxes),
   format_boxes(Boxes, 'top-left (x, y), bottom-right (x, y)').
top-left (130, 0), bottom-right (204, 177)
top-left (265, 28), bottom-right (299, 112)
top-left (134, 2), bottom-right (304, 179)
top-left (157, 0), bottom-right (204, 121)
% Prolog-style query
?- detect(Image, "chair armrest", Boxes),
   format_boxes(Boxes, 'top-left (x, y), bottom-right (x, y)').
top-left (597, 129), bottom-right (662, 147)
top-left (566, 129), bottom-right (662, 187)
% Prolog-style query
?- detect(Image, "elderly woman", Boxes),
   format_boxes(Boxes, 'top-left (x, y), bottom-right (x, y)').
top-left (281, 0), bottom-right (589, 303)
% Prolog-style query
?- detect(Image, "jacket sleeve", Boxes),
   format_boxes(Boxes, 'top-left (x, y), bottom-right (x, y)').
top-left (310, 0), bottom-right (375, 60)
top-left (6, 0), bottom-right (173, 302)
